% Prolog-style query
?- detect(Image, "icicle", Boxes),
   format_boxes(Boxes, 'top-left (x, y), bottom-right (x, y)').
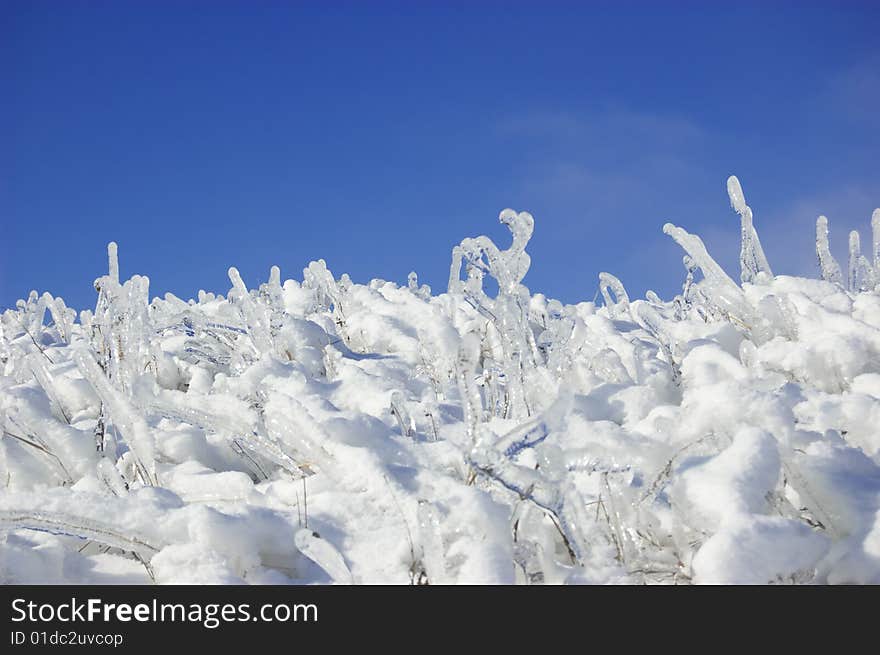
top-left (727, 176), bottom-right (772, 283)
top-left (107, 242), bottom-right (119, 284)
top-left (849, 231), bottom-right (863, 292)
top-left (816, 216), bottom-right (843, 285)
top-left (228, 267), bottom-right (248, 297)
top-left (872, 209), bottom-right (880, 272)
top-left (262, 266), bottom-right (285, 341)
top-left (269, 265), bottom-right (281, 288)
top-left (848, 230), bottom-right (876, 293)
top-left (847, 230), bottom-right (860, 291)
top-left (448, 246), bottom-right (465, 294)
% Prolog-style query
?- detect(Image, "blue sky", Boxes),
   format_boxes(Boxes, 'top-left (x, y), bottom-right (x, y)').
top-left (2, 1), bottom-right (878, 311)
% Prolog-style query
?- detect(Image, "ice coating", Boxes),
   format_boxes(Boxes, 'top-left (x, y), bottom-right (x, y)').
top-left (407, 271), bottom-right (431, 300)
top-left (727, 176), bottom-right (772, 284)
top-left (227, 266), bottom-right (247, 297)
top-left (390, 390), bottom-right (415, 439)
top-left (294, 528), bottom-right (354, 584)
top-left (873, 209), bottom-right (880, 270)
top-left (816, 216), bottom-right (844, 285)
top-left (847, 230), bottom-right (874, 293)
top-left (107, 241), bottom-right (119, 284)
top-left (662, 222), bottom-right (758, 332)
top-left (2, 176), bottom-right (880, 585)
top-left (0, 509), bottom-right (162, 558)
top-left (498, 208), bottom-right (534, 288)
top-left (449, 208), bottom-right (533, 295)
top-left (849, 230), bottom-right (860, 292)
top-left (726, 175), bottom-right (748, 215)
top-left (598, 272), bottom-right (630, 318)
top-left (74, 347), bottom-right (157, 486)
top-left (416, 501), bottom-right (446, 584)
top-left (269, 265), bottom-right (281, 288)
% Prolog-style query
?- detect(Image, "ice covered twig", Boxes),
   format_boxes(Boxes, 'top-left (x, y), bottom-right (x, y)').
top-left (455, 332), bottom-right (484, 447)
top-left (633, 302), bottom-right (681, 385)
top-left (407, 271), bottom-right (431, 300)
top-left (598, 272), bottom-right (631, 319)
top-left (816, 216), bottom-right (844, 285)
top-left (107, 242), bottom-right (119, 284)
top-left (727, 176), bottom-right (772, 284)
top-left (872, 209), bottom-right (880, 272)
top-left (28, 353), bottom-right (71, 424)
top-left (390, 391), bottom-right (416, 440)
top-left (662, 222), bottom-right (757, 331)
top-left (466, 448), bottom-right (588, 565)
top-left (0, 509), bottom-right (162, 558)
top-left (74, 348), bottom-right (157, 486)
top-left (228, 267), bottom-right (273, 354)
top-left (848, 230), bottom-right (875, 293)
top-left (1, 424), bottom-right (74, 485)
top-left (294, 528), bottom-right (354, 584)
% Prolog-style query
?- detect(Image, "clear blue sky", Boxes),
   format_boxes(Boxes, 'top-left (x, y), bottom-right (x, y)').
top-left (2, 1), bottom-right (878, 312)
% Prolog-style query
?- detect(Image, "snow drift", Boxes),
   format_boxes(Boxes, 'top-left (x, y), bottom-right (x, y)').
top-left (2, 176), bottom-right (880, 585)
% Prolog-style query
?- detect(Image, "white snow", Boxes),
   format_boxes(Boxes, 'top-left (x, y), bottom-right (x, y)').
top-left (2, 178), bottom-right (880, 584)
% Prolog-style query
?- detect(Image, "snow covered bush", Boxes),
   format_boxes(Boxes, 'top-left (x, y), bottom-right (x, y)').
top-left (2, 176), bottom-right (880, 584)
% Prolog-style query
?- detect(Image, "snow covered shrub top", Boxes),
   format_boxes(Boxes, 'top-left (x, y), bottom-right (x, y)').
top-left (2, 176), bottom-right (880, 584)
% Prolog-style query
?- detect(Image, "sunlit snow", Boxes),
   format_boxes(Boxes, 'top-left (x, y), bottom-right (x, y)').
top-left (2, 177), bottom-right (880, 584)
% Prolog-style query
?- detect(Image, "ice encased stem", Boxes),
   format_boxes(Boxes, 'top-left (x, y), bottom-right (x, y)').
top-left (727, 176), bottom-right (772, 284)
top-left (816, 216), bottom-right (843, 285)
top-left (108, 241), bottom-right (119, 284)
top-left (872, 209), bottom-right (880, 271)
top-left (598, 272), bottom-right (630, 318)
